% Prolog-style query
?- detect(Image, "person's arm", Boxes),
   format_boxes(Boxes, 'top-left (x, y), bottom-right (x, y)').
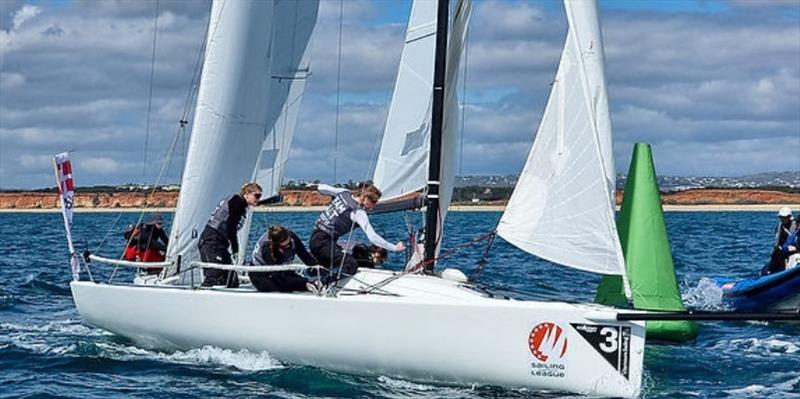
top-left (317, 183), bottom-right (348, 197)
top-left (290, 231), bottom-right (317, 266)
top-left (226, 196), bottom-right (246, 254)
top-left (157, 227), bottom-right (169, 247)
top-left (252, 238), bottom-right (269, 265)
top-left (350, 210), bottom-right (403, 252)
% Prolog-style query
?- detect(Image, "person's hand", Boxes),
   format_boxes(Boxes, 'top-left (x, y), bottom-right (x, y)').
top-left (789, 245), bottom-right (797, 252)
top-left (395, 242), bottom-right (405, 252)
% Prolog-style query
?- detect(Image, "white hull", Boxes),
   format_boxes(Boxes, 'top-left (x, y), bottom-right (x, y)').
top-left (72, 270), bottom-right (644, 397)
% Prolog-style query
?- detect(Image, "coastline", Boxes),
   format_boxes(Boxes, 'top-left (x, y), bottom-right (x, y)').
top-left (2, 204), bottom-right (798, 213)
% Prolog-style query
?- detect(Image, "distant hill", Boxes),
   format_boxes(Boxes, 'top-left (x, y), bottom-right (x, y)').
top-left (454, 171), bottom-right (800, 191)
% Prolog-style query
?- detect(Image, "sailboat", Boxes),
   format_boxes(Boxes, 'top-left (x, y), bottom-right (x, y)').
top-left (68, 0), bottom-right (646, 396)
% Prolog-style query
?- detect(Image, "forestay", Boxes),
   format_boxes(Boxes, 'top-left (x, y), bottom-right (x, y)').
top-left (166, 0), bottom-right (277, 272)
top-left (237, 0), bottom-right (320, 261)
top-left (497, 0), bottom-right (626, 277)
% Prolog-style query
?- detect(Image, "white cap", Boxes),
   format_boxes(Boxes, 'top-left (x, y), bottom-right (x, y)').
top-left (778, 206), bottom-right (792, 217)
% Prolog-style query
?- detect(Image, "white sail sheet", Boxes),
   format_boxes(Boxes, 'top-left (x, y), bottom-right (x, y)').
top-left (372, 0), bottom-right (470, 255)
top-left (372, 0), bottom-right (437, 199)
top-left (166, 0), bottom-right (276, 269)
top-left (437, 0), bottom-right (471, 248)
top-left (255, 0), bottom-right (319, 198)
top-left (238, 0), bottom-right (319, 261)
top-left (497, 0), bottom-right (625, 276)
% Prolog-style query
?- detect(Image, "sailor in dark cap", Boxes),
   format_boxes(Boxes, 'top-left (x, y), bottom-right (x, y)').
top-left (137, 213), bottom-right (169, 268)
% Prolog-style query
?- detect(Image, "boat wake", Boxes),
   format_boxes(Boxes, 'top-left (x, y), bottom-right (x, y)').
top-left (724, 373), bottom-right (800, 398)
top-left (712, 334), bottom-right (799, 358)
top-left (143, 345), bottom-right (283, 372)
top-left (0, 320), bottom-right (282, 372)
top-left (682, 277), bottom-right (726, 310)
top-left (20, 272), bottom-right (72, 296)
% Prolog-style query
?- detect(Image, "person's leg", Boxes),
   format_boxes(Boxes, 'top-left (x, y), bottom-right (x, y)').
top-left (250, 272), bottom-right (280, 292)
top-left (200, 240), bottom-right (233, 287)
top-left (328, 246), bottom-right (358, 281)
top-left (767, 248), bottom-right (787, 275)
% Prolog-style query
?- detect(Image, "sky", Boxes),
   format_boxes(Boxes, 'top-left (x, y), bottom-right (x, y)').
top-left (0, 0), bottom-right (798, 189)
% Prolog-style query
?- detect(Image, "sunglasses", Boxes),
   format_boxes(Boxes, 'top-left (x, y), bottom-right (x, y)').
top-left (252, 192), bottom-right (262, 199)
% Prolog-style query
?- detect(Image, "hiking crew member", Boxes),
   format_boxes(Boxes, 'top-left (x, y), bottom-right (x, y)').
top-left (122, 223), bottom-right (141, 261)
top-left (137, 213), bottom-right (169, 274)
top-left (309, 184), bottom-right (404, 281)
top-left (249, 225), bottom-right (317, 292)
top-left (199, 182), bottom-right (262, 287)
top-left (342, 242), bottom-right (388, 269)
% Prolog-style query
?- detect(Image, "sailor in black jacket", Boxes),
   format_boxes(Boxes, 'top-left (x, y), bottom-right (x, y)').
top-left (199, 182), bottom-right (263, 287)
top-left (249, 225), bottom-right (317, 292)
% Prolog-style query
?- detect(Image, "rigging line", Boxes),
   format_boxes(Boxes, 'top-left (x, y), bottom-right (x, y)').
top-left (359, 229), bottom-right (496, 294)
top-left (142, 0), bottom-right (160, 182)
top-left (459, 14), bottom-right (469, 177)
top-left (332, 0), bottom-right (343, 184)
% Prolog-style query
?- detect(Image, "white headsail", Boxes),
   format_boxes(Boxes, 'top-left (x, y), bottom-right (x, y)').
top-left (372, 0), bottom-right (437, 199)
top-left (237, 0), bottom-right (320, 261)
top-left (372, 0), bottom-right (471, 254)
top-left (166, 0), bottom-right (276, 270)
top-left (497, 0), bottom-right (626, 277)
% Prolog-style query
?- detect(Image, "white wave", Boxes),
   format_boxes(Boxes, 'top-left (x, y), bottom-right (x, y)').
top-left (155, 346), bottom-right (283, 371)
top-left (1, 321), bottom-right (281, 372)
top-left (724, 374), bottom-right (800, 398)
top-left (1, 319), bottom-right (107, 336)
top-left (375, 376), bottom-right (477, 399)
top-left (713, 334), bottom-right (800, 357)
top-left (681, 277), bottom-right (725, 310)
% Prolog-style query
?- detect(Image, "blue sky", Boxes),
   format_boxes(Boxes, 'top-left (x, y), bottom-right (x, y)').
top-left (1, 0), bottom-right (798, 189)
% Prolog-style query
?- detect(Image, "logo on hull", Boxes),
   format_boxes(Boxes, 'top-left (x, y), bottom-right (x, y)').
top-left (528, 322), bottom-right (568, 362)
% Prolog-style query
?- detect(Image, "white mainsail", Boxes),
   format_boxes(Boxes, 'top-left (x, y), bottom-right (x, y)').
top-left (237, 0), bottom-right (320, 261)
top-left (166, 0), bottom-right (276, 269)
top-left (497, 0), bottom-right (626, 277)
top-left (254, 0), bottom-right (319, 198)
top-left (372, 0), bottom-right (471, 253)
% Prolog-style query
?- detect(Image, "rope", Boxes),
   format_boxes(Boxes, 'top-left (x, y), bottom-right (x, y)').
top-left (468, 229), bottom-right (496, 283)
top-left (358, 229), bottom-right (497, 294)
top-left (332, 0), bottom-right (343, 184)
top-left (142, 0), bottom-right (160, 181)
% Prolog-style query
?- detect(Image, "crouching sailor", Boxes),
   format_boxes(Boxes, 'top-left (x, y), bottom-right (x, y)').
top-left (249, 225), bottom-right (317, 292)
top-left (199, 182), bottom-right (262, 288)
top-left (309, 183), bottom-right (404, 283)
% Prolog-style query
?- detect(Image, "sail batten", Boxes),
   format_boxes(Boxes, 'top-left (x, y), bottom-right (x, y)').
top-left (498, 0), bottom-right (625, 277)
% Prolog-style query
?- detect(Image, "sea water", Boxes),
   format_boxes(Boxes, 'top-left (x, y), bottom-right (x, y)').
top-left (1, 211), bottom-right (798, 398)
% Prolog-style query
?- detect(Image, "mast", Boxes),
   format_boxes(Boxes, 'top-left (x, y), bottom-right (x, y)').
top-left (424, 0), bottom-right (449, 273)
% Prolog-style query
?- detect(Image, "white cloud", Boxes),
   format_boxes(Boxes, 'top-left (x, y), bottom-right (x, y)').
top-left (80, 157), bottom-right (121, 174)
top-left (0, 0), bottom-right (798, 189)
top-left (12, 4), bottom-right (39, 30)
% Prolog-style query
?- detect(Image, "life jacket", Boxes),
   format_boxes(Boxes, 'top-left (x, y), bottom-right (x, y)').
top-left (140, 248), bottom-right (165, 262)
top-left (315, 190), bottom-right (359, 240)
top-left (206, 194), bottom-right (246, 240)
top-left (252, 232), bottom-right (297, 266)
top-left (123, 245), bottom-right (139, 261)
top-left (122, 225), bottom-right (142, 261)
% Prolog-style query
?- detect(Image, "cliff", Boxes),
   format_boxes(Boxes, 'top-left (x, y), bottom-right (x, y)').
top-left (1, 189), bottom-right (798, 210)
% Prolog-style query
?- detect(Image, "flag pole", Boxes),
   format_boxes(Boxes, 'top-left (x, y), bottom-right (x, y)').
top-left (53, 153), bottom-right (80, 281)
